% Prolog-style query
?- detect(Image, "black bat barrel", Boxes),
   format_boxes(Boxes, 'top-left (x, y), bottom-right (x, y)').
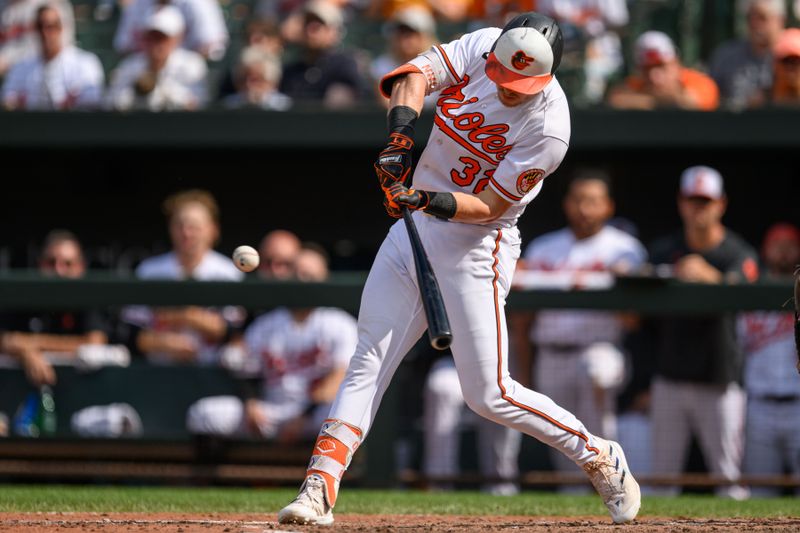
top-left (402, 208), bottom-right (453, 350)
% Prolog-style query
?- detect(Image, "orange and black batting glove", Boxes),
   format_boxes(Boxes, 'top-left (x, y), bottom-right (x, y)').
top-left (384, 182), bottom-right (430, 214)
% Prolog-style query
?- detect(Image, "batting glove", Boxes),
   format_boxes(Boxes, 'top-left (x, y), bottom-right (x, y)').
top-left (375, 133), bottom-right (414, 193)
top-left (384, 182), bottom-right (430, 212)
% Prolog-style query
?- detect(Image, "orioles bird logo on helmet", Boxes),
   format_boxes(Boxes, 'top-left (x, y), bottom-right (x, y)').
top-left (511, 50), bottom-right (535, 70)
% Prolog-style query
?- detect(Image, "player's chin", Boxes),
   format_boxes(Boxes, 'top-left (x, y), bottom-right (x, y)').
top-left (496, 87), bottom-right (533, 107)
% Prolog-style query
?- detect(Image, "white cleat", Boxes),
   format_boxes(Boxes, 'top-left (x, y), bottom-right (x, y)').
top-left (583, 438), bottom-right (641, 524)
top-left (277, 474), bottom-right (334, 526)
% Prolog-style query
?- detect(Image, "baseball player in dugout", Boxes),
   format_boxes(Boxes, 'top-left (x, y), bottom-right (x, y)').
top-left (737, 224), bottom-right (800, 496)
top-left (511, 170), bottom-right (647, 484)
top-left (278, 12), bottom-right (641, 526)
top-left (648, 166), bottom-right (758, 499)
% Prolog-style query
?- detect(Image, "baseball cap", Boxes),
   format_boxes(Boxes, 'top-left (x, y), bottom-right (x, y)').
top-left (144, 5), bottom-right (185, 37)
top-left (304, 0), bottom-right (343, 28)
top-left (634, 31), bottom-right (677, 67)
top-left (484, 12), bottom-right (563, 95)
top-left (774, 28), bottom-right (800, 59)
top-left (679, 165), bottom-right (724, 199)
top-left (388, 7), bottom-right (436, 35)
top-left (762, 222), bottom-right (800, 249)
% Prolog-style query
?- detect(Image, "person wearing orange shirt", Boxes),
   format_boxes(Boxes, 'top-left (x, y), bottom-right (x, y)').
top-left (607, 31), bottom-right (719, 111)
top-left (770, 28), bottom-right (800, 106)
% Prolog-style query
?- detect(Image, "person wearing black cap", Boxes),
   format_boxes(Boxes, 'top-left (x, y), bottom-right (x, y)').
top-left (278, 12), bottom-right (640, 526)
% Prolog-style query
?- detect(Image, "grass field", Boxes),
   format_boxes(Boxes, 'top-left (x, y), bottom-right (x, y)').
top-left (1, 484), bottom-right (798, 518)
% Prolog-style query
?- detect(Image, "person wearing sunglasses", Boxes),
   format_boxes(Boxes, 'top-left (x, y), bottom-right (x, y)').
top-left (0, 230), bottom-right (109, 386)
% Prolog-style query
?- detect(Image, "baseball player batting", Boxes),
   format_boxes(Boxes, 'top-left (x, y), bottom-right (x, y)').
top-left (279, 12), bottom-right (640, 526)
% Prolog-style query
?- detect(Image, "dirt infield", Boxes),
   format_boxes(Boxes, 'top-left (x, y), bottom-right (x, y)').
top-left (1, 513), bottom-right (799, 532)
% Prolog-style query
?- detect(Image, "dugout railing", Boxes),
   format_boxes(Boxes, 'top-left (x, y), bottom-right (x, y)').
top-left (0, 273), bottom-right (796, 491)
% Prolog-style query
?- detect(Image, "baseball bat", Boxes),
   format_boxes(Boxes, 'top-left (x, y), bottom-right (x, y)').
top-left (401, 207), bottom-right (453, 350)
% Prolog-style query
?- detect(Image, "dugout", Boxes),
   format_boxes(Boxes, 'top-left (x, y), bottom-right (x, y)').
top-left (0, 108), bottom-right (798, 271)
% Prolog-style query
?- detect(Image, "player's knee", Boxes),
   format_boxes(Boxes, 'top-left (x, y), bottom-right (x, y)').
top-left (425, 365), bottom-right (462, 405)
top-left (462, 391), bottom-right (504, 422)
top-left (186, 395), bottom-right (243, 436)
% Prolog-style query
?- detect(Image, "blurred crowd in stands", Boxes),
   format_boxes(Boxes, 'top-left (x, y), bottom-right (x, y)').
top-left (1, 164), bottom-right (798, 496)
top-left (2, 0), bottom-right (800, 111)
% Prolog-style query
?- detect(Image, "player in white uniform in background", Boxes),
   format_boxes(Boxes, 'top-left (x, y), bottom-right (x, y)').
top-left (187, 246), bottom-right (358, 441)
top-left (737, 223), bottom-right (800, 496)
top-left (423, 354), bottom-right (522, 495)
top-left (513, 171), bottom-right (646, 483)
top-left (122, 190), bottom-right (244, 366)
top-left (279, 12), bottom-right (640, 526)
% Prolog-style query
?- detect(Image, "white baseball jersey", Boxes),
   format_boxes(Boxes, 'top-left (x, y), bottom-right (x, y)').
top-left (738, 311), bottom-right (800, 398)
top-left (123, 250), bottom-right (243, 365)
top-left (405, 27), bottom-right (570, 228)
top-left (114, 0), bottom-right (228, 60)
top-left (738, 311), bottom-right (800, 493)
top-left (326, 27), bottom-right (612, 475)
top-left (524, 226), bottom-right (647, 345)
top-left (0, 0), bottom-right (75, 69)
top-left (106, 48), bottom-right (208, 111)
top-left (135, 250), bottom-right (242, 281)
top-left (1, 45), bottom-right (104, 110)
top-left (245, 307), bottom-right (358, 416)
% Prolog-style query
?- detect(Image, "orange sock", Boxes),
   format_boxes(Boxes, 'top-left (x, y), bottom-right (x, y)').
top-left (305, 419), bottom-right (362, 507)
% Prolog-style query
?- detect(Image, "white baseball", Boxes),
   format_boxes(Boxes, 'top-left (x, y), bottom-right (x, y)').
top-left (232, 245), bottom-right (260, 273)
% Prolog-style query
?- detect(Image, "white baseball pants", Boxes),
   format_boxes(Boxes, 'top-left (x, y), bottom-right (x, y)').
top-left (424, 356), bottom-right (522, 493)
top-left (329, 212), bottom-right (601, 466)
top-left (743, 396), bottom-right (800, 496)
top-left (651, 377), bottom-right (746, 497)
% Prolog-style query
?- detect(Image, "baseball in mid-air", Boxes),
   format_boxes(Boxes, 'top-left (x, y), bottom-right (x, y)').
top-left (232, 245), bottom-right (259, 273)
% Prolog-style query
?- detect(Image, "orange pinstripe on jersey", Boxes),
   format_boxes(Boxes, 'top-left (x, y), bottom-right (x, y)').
top-left (435, 45), bottom-right (462, 82)
top-left (491, 230), bottom-right (600, 455)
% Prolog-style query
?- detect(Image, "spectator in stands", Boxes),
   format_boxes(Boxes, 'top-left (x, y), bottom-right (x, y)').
top-left (769, 28), bottom-right (800, 107)
top-left (243, 17), bottom-right (285, 58)
top-left (258, 229), bottom-right (302, 280)
top-left (1, 4), bottom-right (104, 110)
top-left (607, 31), bottom-right (719, 111)
top-left (648, 166), bottom-right (758, 499)
top-left (370, 6), bottom-right (437, 107)
top-left (0, 230), bottom-right (109, 386)
top-left (114, 0), bottom-right (228, 61)
top-left (465, 1), bottom-right (537, 27)
top-left (536, 0), bottom-right (629, 103)
top-left (279, 0), bottom-right (365, 109)
top-left (260, 0), bottom-right (356, 45)
top-left (738, 223), bottom-right (800, 496)
top-left (709, 0), bottom-right (785, 110)
top-left (512, 170), bottom-right (647, 485)
top-left (217, 18), bottom-right (285, 102)
top-left (0, 0), bottom-right (74, 77)
top-left (106, 6), bottom-right (208, 111)
top-left (186, 246), bottom-right (358, 443)
top-left (222, 46), bottom-right (292, 110)
top-left (122, 189), bottom-right (244, 365)
top-left (367, 0), bottom-right (471, 22)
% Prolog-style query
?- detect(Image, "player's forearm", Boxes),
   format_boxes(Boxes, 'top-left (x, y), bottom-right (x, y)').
top-left (310, 367), bottom-right (347, 403)
top-left (1, 331), bottom-right (106, 354)
top-left (451, 190), bottom-right (510, 224)
top-left (389, 72), bottom-right (426, 116)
